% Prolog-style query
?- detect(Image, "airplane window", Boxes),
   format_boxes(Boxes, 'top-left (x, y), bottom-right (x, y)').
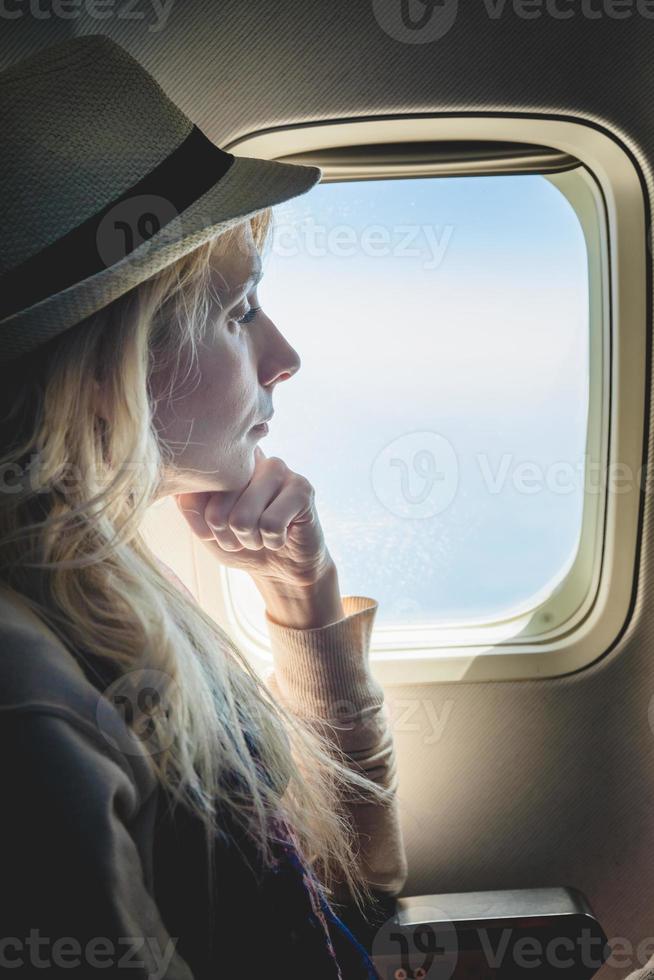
top-left (140, 122), bottom-right (647, 681)
top-left (227, 173), bottom-right (589, 632)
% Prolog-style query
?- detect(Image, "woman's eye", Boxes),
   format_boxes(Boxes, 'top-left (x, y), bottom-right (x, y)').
top-left (235, 306), bottom-right (261, 325)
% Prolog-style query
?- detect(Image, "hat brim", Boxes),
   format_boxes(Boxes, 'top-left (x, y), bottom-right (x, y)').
top-left (0, 154), bottom-right (322, 364)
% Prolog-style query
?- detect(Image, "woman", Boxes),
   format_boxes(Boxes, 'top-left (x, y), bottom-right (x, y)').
top-left (0, 34), bottom-right (407, 979)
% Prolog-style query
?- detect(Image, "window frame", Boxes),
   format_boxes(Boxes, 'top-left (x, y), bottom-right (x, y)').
top-left (186, 115), bottom-right (648, 685)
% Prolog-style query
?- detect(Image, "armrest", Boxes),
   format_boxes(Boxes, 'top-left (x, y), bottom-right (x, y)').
top-left (337, 886), bottom-right (609, 979)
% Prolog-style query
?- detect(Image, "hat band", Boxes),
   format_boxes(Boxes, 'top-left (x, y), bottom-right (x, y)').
top-left (0, 125), bottom-right (235, 322)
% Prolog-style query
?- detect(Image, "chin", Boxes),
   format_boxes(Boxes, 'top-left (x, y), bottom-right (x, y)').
top-left (202, 459), bottom-right (255, 495)
top-left (158, 446), bottom-right (256, 497)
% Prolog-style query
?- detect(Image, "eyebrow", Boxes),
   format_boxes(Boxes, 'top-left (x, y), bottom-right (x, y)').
top-left (217, 256), bottom-right (264, 316)
top-left (232, 256), bottom-right (263, 298)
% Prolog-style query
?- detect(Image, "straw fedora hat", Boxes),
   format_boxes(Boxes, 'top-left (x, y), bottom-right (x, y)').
top-left (0, 34), bottom-right (322, 365)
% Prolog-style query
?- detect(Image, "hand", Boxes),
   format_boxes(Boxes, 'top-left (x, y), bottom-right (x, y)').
top-left (173, 446), bottom-right (334, 591)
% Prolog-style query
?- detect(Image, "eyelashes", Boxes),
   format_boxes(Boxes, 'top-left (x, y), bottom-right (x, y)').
top-left (236, 306), bottom-right (261, 325)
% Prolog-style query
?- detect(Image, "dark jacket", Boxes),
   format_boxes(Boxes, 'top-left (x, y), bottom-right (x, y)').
top-left (0, 584), bottom-right (406, 978)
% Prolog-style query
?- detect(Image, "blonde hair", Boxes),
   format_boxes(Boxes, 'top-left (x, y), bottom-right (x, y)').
top-left (0, 208), bottom-right (392, 924)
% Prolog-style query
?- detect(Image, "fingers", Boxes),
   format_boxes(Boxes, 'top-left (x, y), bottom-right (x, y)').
top-left (204, 522), bottom-right (245, 552)
top-left (175, 490), bottom-right (244, 550)
top-left (204, 458), bottom-right (287, 551)
top-left (172, 451), bottom-right (312, 563)
top-left (257, 480), bottom-right (312, 551)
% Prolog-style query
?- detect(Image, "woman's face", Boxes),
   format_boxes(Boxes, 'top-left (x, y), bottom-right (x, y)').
top-left (150, 225), bottom-right (301, 497)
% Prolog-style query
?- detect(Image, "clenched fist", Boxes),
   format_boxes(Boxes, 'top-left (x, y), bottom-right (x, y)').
top-left (174, 446), bottom-right (334, 591)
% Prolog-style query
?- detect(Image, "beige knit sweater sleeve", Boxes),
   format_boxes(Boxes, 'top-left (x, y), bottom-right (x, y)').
top-left (263, 595), bottom-right (409, 904)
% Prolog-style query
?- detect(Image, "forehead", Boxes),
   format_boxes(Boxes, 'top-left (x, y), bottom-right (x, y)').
top-left (209, 229), bottom-right (262, 302)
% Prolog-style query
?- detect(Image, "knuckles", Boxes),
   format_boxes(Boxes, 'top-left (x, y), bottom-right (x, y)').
top-left (259, 520), bottom-right (284, 536)
top-left (293, 474), bottom-right (314, 498)
top-left (265, 456), bottom-right (287, 474)
top-left (203, 462), bottom-right (316, 536)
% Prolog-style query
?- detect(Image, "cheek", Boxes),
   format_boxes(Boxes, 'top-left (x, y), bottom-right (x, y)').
top-left (190, 341), bottom-right (252, 430)
top-left (150, 332), bottom-right (256, 447)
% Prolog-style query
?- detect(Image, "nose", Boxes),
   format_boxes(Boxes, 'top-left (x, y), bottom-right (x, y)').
top-left (260, 321), bottom-right (301, 387)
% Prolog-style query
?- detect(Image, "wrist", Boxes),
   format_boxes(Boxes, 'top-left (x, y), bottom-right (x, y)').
top-left (254, 560), bottom-right (344, 630)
